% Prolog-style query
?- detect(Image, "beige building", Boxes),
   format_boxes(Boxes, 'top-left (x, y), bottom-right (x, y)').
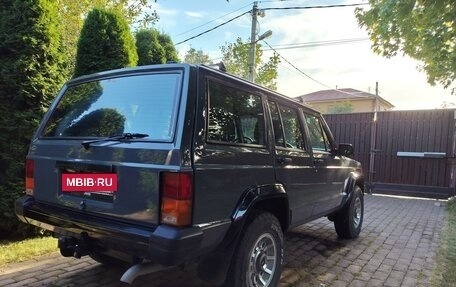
top-left (295, 88), bottom-right (394, 114)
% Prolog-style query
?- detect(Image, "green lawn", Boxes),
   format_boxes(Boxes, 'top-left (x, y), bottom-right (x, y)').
top-left (0, 236), bottom-right (57, 267)
top-left (432, 199), bottom-right (456, 286)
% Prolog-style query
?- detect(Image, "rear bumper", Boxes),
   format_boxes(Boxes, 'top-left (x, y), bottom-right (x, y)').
top-left (15, 196), bottom-right (230, 266)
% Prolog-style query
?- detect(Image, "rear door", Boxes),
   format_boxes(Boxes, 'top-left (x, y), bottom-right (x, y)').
top-left (268, 100), bottom-right (316, 224)
top-left (192, 74), bottom-right (275, 224)
top-left (30, 67), bottom-right (190, 226)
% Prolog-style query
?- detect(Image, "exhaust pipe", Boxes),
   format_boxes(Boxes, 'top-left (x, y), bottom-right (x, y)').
top-left (120, 262), bottom-right (171, 285)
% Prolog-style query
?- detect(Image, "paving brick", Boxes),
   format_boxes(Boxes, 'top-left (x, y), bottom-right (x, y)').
top-left (0, 278), bottom-right (15, 285)
top-left (393, 262), bottom-right (409, 272)
top-left (338, 272), bottom-right (354, 283)
top-left (30, 276), bottom-right (59, 287)
top-left (384, 277), bottom-right (402, 287)
top-left (63, 261), bottom-right (92, 272)
top-left (357, 253), bottom-right (373, 261)
top-left (336, 259), bottom-right (352, 268)
top-left (377, 264), bottom-right (394, 273)
top-left (367, 278), bottom-right (385, 286)
top-left (311, 266), bottom-right (328, 275)
top-left (280, 268), bottom-right (301, 284)
top-left (360, 263), bottom-right (377, 274)
top-left (35, 269), bottom-right (65, 280)
top-left (320, 259), bottom-right (337, 268)
top-left (352, 259), bottom-right (368, 268)
top-left (9, 270), bottom-right (43, 282)
top-left (5, 278), bottom-right (37, 287)
top-left (401, 276), bottom-right (417, 287)
top-left (372, 270), bottom-right (390, 280)
top-left (388, 270), bottom-right (406, 281)
top-left (318, 272), bottom-right (337, 283)
top-left (348, 279), bottom-right (367, 287)
top-left (346, 264), bottom-right (363, 274)
top-left (354, 271), bottom-right (371, 282)
top-left (332, 280), bottom-right (350, 287)
top-left (43, 262), bottom-right (72, 272)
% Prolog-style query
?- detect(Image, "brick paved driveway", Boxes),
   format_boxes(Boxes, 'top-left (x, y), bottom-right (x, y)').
top-left (0, 194), bottom-right (445, 287)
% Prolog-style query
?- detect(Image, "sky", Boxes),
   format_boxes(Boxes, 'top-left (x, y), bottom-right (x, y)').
top-left (147, 0), bottom-right (455, 110)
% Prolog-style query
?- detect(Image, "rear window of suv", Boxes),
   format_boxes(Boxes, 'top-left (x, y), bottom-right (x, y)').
top-left (42, 73), bottom-right (182, 141)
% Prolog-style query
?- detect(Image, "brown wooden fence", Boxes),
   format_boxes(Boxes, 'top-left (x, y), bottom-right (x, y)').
top-left (325, 109), bottom-right (456, 199)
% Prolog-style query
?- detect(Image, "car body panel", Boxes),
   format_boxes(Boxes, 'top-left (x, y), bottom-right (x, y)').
top-left (15, 63), bottom-right (363, 277)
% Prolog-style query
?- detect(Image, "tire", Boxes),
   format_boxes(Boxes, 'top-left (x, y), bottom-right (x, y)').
top-left (334, 186), bottom-right (364, 239)
top-left (89, 252), bottom-right (127, 267)
top-left (224, 211), bottom-right (284, 287)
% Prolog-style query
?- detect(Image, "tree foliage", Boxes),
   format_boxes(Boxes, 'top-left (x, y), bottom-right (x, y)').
top-left (220, 37), bottom-right (280, 90)
top-left (184, 48), bottom-right (213, 65)
top-left (65, 108), bottom-right (126, 137)
top-left (136, 29), bottom-right (180, 65)
top-left (57, 0), bottom-right (158, 78)
top-left (0, 0), bottom-right (65, 238)
top-left (157, 33), bottom-right (180, 63)
top-left (355, 0), bottom-right (456, 92)
top-left (73, 8), bottom-right (138, 78)
top-left (327, 101), bottom-right (354, 114)
top-left (136, 29), bottom-right (166, 65)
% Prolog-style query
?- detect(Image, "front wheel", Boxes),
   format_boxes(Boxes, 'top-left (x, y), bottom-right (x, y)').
top-left (224, 211), bottom-right (283, 287)
top-left (334, 186), bottom-right (364, 239)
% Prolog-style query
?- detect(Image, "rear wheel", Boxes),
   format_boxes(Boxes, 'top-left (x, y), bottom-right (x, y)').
top-left (224, 211), bottom-right (283, 287)
top-left (334, 186), bottom-right (364, 239)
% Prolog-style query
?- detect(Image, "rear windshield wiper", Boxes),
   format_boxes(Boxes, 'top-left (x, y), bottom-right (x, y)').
top-left (82, 133), bottom-right (149, 149)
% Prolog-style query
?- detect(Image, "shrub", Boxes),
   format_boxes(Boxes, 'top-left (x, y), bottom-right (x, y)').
top-left (73, 7), bottom-right (138, 78)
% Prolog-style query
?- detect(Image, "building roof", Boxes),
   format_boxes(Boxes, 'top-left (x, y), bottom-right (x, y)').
top-left (296, 88), bottom-right (394, 108)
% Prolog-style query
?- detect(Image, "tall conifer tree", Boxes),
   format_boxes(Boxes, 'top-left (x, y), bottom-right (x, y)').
top-left (0, 0), bottom-right (65, 237)
top-left (73, 8), bottom-right (138, 78)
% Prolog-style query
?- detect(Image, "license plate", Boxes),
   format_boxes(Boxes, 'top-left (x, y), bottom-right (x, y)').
top-left (61, 173), bottom-right (117, 193)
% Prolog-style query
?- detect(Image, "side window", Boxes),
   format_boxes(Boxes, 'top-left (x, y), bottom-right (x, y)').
top-left (305, 114), bottom-right (331, 152)
top-left (268, 101), bottom-right (305, 150)
top-left (207, 81), bottom-right (265, 146)
top-left (268, 101), bottom-right (284, 147)
top-left (279, 105), bottom-right (305, 149)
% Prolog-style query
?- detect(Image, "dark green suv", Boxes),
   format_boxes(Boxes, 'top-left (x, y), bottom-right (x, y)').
top-left (16, 63), bottom-right (364, 287)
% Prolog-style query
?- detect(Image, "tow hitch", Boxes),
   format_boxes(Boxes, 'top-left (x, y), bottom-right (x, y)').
top-left (58, 235), bottom-right (89, 258)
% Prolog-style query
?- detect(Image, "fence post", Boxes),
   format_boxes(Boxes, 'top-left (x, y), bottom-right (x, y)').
top-left (367, 112), bottom-right (377, 193)
top-left (450, 110), bottom-right (456, 197)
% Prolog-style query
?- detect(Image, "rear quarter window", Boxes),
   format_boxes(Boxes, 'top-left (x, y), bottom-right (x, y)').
top-left (42, 73), bottom-right (182, 141)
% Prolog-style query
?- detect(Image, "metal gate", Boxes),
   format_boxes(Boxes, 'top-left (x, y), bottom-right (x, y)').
top-left (325, 109), bottom-right (456, 199)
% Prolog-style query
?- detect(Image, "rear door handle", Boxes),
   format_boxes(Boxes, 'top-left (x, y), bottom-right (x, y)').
top-left (277, 157), bottom-right (292, 164)
top-left (313, 158), bottom-right (324, 164)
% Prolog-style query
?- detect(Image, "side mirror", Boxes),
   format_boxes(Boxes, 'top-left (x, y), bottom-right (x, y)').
top-left (337, 143), bottom-right (354, 157)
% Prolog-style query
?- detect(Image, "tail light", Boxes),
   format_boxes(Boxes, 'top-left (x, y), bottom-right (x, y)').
top-left (160, 172), bottom-right (193, 226)
top-left (25, 159), bottom-right (34, 196)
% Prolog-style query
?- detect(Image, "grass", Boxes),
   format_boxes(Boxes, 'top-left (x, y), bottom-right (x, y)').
top-left (0, 236), bottom-right (57, 267)
top-left (432, 199), bottom-right (456, 286)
